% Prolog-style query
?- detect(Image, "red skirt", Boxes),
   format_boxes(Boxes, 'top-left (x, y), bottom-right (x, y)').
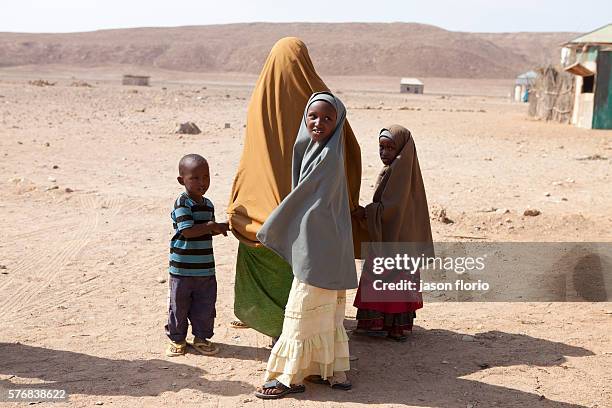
top-left (353, 256), bottom-right (423, 331)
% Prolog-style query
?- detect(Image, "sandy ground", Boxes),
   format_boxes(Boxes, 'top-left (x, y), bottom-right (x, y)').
top-left (0, 68), bottom-right (611, 408)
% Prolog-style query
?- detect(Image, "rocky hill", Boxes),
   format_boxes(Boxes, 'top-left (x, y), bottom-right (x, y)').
top-left (0, 23), bottom-right (577, 78)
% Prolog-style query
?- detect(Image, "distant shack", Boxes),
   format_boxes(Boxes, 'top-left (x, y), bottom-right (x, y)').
top-left (400, 78), bottom-right (424, 94)
top-left (561, 24), bottom-right (612, 129)
top-left (513, 71), bottom-right (537, 102)
top-left (122, 75), bottom-right (150, 86)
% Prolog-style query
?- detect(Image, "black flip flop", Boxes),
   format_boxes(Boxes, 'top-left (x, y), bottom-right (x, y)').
top-left (387, 333), bottom-right (408, 342)
top-left (254, 379), bottom-right (305, 399)
top-left (266, 336), bottom-right (280, 349)
top-left (305, 375), bottom-right (352, 390)
top-left (352, 328), bottom-right (388, 338)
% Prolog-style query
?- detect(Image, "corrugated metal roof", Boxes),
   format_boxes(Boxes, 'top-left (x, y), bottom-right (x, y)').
top-left (514, 71), bottom-right (538, 85)
top-left (567, 24), bottom-right (612, 45)
top-left (400, 77), bottom-right (423, 85)
top-left (517, 71), bottom-right (537, 79)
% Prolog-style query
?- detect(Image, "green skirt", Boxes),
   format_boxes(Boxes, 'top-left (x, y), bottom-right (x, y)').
top-left (234, 242), bottom-right (293, 338)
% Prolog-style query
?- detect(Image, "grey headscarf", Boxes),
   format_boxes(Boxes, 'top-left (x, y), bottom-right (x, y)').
top-left (256, 92), bottom-right (358, 290)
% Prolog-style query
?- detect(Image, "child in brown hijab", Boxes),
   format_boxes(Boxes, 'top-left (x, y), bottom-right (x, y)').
top-left (352, 125), bottom-right (433, 341)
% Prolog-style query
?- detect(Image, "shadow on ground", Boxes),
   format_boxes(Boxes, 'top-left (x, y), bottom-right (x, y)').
top-left (1, 326), bottom-right (595, 407)
top-left (305, 326), bottom-right (594, 407)
top-left (0, 342), bottom-right (253, 397)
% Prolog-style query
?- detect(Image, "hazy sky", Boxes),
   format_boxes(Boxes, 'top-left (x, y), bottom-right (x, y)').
top-left (2, 0), bottom-right (610, 33)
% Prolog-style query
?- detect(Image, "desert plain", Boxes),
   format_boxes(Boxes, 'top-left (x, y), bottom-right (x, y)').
top-left (0, 65), bottom-right (611, 408)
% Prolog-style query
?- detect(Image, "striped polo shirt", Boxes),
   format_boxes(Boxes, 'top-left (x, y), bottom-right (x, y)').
top-left (169, 192), bottom-right (216, 276)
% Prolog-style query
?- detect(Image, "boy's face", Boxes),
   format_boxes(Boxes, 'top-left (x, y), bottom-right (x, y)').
top-left (379, 137), bottom-right (398, 165)
top-left (306, 100), bottom-right (337, 143)
top-left (178, 160), bottom-right (210, 198)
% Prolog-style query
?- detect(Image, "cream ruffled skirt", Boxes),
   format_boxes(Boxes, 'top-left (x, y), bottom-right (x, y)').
top-left (264, 278), bottom-right (350, 386)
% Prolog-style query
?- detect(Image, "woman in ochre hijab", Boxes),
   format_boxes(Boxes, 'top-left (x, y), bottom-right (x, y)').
top-left (227, 37), bottom-right (362, 339)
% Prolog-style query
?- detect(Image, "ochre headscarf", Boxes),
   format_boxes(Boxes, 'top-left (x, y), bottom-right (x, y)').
top-left (227, 37), bottom-right (362, 252)
top-left (364, 125), bottom-right (433, 251)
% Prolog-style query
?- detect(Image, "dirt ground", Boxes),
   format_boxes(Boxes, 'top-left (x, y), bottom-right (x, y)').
top-left (0, 67), bottom-right (611, 407)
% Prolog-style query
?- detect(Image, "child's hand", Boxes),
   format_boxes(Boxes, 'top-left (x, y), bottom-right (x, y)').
top-left (214, 222), bottom-right (230, 236)
top-left (351, 206), bottom-right (366, 221)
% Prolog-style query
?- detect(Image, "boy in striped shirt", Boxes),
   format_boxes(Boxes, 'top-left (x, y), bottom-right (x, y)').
top-left (166, 154), bottom-right (229, 357)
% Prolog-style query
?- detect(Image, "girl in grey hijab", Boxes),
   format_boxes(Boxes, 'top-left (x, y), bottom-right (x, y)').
top-left (255, 92), bottom-right (356, 399)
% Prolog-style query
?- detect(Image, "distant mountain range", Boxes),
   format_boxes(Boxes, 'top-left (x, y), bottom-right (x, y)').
top-left (0, 23), bottom-right (578, 78)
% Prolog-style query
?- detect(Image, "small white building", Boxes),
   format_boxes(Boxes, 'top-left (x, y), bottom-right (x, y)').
top-left (122, 74), bottom-right (150, 86)
top-left (400, 78), bottom-right (424, 94)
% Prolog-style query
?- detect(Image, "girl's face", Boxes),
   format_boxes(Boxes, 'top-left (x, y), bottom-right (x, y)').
top-left (306, 100), bottom-right (337, 143)
top-left (379, 137), bottom-right (398, 165)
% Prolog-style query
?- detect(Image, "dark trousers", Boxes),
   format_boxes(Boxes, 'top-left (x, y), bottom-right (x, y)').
top-left (165, 274), bottom-right (217, 342)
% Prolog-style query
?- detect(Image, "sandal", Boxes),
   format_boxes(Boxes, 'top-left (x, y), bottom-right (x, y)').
top-left (266, 336), bottom-right (280, 349)
top-left (388, 328), bottom-right (408, 342)
top-left (190, 337), bottom-right (219, 356)
top-left (165, 341), bottom-right (186, 357)
top-left (254, 379), bottom-right (305, 399)
top-left (352, 328), bottom-right (388, 338)
top-left (229, 320), bottom-right (249, 329)
top-left (305, 375), bottom-right (352, 390)
top-left (387, 333), bottom-right (408, 342)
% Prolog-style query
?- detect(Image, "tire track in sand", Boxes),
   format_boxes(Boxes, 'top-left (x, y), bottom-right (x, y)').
top-left (8, 196), bottom-right (126, 320)
top-left (0, 195), bottom-right (123, 321)
top-left (0, 193), bottom-right (100, 293)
